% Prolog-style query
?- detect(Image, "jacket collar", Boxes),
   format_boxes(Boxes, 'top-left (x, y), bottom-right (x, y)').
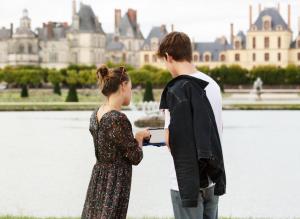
top-left (165, 74), bottom-right (209, 90)
top-left (160, 74), bottom-right (209, 110)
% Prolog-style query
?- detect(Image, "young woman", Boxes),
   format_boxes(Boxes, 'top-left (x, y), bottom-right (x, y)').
top-left (81, 65), bottom-right (150, 219)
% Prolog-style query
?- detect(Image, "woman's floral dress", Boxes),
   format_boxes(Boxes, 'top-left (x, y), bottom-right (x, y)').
top-left (81, 109), bottom-right (143, 219)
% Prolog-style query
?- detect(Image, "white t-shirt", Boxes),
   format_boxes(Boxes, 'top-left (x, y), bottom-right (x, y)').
top-left (163, 71), bottom-right (223, 191)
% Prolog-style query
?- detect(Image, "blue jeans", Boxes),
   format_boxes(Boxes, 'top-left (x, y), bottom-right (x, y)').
top-left (171, 186), bottom-right (219, 219)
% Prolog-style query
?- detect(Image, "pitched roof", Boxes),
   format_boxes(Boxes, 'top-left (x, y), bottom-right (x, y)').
top-left (118, 12), bottom-right (143, 39)
top-left (142, 25), bottom-right (168, 49)
top-left (37, 22), bottom-right (69, 41)
top-left (107, 38), bottom-right (125, 51)
top-left (0, 27), bottom-right (11, 40)
top-left (253, 8), bottom-right (289, 31)
top-left (76, 3), bottom-right (105, 34)
top-left (194, 38), bottom-right (232, 61)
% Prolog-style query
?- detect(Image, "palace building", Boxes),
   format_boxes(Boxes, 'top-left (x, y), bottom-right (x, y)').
top-left (0, 2), bottom-right (300, 69)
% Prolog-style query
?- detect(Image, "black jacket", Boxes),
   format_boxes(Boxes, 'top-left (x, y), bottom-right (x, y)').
top-left (159, 74), bottom-right (226, 207)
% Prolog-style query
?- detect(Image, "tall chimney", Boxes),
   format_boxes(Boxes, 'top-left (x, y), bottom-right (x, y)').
top-left (230, 23), bottom-right (234, 45)
top-left (288, 4), bottom-right (291, 30)
top-left (10, 23), bottom-right (13, 37)
top-left (72, 0), bottom-right (76, 16)
top-left (115, 9), bottom-right (121, 33)
top-left (258, 4), bottom-right (262, 13)
top-left (277, 3), bottom-right (280, 12)
top-left (171, 24), bottom-right (174, 32)
top-left (249, 5), bottom-right (253, 29)
top-left (127, 9), bottom-right (137, 25)
top-left (298, 17), bottom-right (300, 35)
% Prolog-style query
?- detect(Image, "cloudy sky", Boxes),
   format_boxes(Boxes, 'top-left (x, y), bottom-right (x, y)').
top-left (0, 0), bottom-right (299, 41)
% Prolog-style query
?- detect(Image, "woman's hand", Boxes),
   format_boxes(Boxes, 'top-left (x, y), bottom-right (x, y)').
top-left (135, 129), bottom-right (151, 148)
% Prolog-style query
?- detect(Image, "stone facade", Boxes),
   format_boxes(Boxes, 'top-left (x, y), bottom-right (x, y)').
top-left (0, 3), bottom-right (300, 70)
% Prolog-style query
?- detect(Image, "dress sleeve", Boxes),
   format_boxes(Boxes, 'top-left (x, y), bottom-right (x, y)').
top-left (109, 113), bottom-right (143, 166)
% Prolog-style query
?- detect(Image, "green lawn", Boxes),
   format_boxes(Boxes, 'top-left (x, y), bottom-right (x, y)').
top-left (0, 88), bottom-right (163, 103)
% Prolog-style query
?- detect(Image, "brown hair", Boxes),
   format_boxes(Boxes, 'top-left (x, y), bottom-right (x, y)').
top-left (157, 31), bottom-right (193, 62)
top-left (96, 65), bottom-right (130, 97)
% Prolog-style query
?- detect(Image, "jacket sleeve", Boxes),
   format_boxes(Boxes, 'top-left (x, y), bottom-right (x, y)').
top-left (189, 86), bottom-right (214, 159)
top-left (167, 91), bottom-right (200, 207)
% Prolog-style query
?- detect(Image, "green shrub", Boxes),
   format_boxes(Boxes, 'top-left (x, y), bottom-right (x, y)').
top-left (143, 81), bottom-right (155, 102)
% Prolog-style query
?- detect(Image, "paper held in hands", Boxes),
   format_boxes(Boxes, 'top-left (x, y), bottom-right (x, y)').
top-left (143, 128), bottom-right (166, 147)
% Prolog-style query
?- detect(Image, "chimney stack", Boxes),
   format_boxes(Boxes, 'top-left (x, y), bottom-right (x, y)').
top-left (230, 23), bottom-right (234, 45)
top-left (298, 17), bottom-right (300, 35)
top-left (288, 4), bottom-right (291, 30)
top-left (171, 24), bottom-right (174, 32)
top-left (249, 5), bottom-right (253, 29)
top-left (10, 23), bottom-right (13, 37)
top-left (277, 3), bottom-right (280, 12)
top-left (127, 9), bottom-right (137, 25)
top-left (258, 4), bottom-right (262, 13)
top-left (72, 0), bottom-right (76, 16)
top-left (115, 9), bottom-right (121, 33)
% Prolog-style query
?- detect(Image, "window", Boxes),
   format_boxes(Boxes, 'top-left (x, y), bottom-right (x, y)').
top-left (220, 54), bottom-right (226, 62)
top-left (253, 53), bottom-right (256, 61)
top-left (193, 54), bottom-right (198, 62)
top-left (298, 53), bottom-right (300, 61)
top-left (235, 53), bottom-right (240, 61)
top-left (28, 44), bottom-right (33, 54)
top-left (204, 54), bottom-right (210, 62)
top-left (49, 53), bottom-right (58, 62)
top-left (264, 21), bottom-right (270, 30)
top-left (18, 44), bottom-right (24, 54)
top-left (252, 37), bottom-right (256, 49)
top-left (144, 54), bottom-right (149, 63)
top-left (152, 55), bottom-right (157, 63)
top-left (278, 37), bottom-right (281, 49)
top-left (122, 53), bottom-right (126, 62)
top-left (278, 53), bottom-right (281, 61)
top-left (264, 37), bottom-right (270, 49)
top-left (235, 41), bottom-right (240, 49)
top-left (265, 53), bottom-right (270, 61)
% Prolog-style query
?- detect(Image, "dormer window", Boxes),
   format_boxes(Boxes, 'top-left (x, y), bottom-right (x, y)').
top-left (220, 54), bottom-right (226, 62)
top-left (235, 41), bottom-right (241, 50)
top-left (251, 25), bottom-right (257, 31)
top-left (276, 25), bottom-right (283, 31)
top-left (262, 15), bottom-right (272, 31)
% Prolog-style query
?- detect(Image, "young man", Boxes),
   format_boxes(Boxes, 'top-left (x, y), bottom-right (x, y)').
top-left (157, 32), bottom-right (226, 219)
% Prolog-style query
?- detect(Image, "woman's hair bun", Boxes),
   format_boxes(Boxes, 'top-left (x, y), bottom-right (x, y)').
top-left (98, 65), bottom-right (109, 78)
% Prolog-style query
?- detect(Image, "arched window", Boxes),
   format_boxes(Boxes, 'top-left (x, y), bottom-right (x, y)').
top-left (235, 53), bottom-right (240, 62)
top-left (204, 54), bottom-right (210, 62)
top-left (220, 54), bottom-right (226, 62)
top-left (253, 53), bottom-right (256, 61)
top-left (152, 55), bottom-right (157, 63)
top-left (193, 54), bottom-right (198, 62)
top-left (264, 37), bottom-right (270, 49)
top-left (144, 54), bottom-right (149, 63)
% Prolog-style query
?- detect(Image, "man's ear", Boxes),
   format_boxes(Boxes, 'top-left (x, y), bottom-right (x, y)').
top-left (166, 54), bottom-right (174, 63)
